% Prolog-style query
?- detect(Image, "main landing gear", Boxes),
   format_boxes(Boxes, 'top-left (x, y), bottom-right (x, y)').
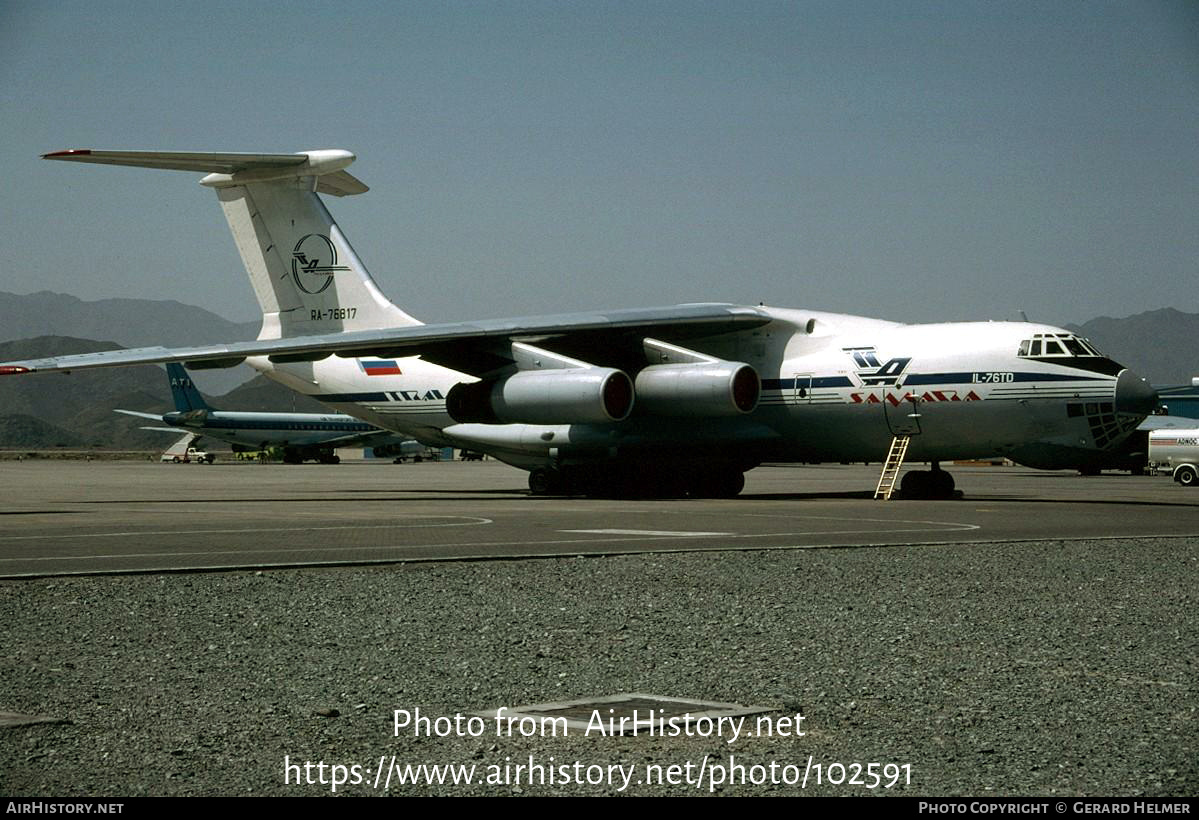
top-left (897, 462), bottom-right (958, 500)
top-left (528, 465), bottom-right (746, 499)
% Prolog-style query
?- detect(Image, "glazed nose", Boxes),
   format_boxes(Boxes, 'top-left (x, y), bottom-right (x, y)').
top-left (1114, 369), bottom-right (1158, 418)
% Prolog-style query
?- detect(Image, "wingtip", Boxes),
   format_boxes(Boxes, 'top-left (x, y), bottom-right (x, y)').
top-left (42, 149), bottom-right (92, 160)
top-left (0, 365), bottom-right (33, 375)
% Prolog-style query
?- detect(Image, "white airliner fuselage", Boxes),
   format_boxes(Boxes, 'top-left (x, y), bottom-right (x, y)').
top-left (1, 148), bottom-right (1157, 497)
top-left (255, 306), bottom-right (1152, 491)
top-left (116, 363), bottom-right (418, 463)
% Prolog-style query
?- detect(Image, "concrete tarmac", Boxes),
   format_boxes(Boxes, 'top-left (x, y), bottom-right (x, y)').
top-left (0, 459), bottom-right (1196, 796)
top-left (0, 459), bottom-right (1196, 577)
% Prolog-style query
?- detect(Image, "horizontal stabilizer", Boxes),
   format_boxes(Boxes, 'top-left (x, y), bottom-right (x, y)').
top-left (42, 149), bottom-right (368, 196)
top-left (114, 409), bottom-right (165, 421)
top-left (43, 150), bottom-right (307, 173)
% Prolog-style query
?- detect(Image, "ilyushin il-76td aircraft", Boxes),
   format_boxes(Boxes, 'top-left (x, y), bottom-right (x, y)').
top-left (0, 149), bottom-right (1158, 498)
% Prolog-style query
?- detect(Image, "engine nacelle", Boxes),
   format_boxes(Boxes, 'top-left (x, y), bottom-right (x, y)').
top-left (634, 362), bottom-right (760, 417)
top-left (446, 368), bottom-right (634, 425)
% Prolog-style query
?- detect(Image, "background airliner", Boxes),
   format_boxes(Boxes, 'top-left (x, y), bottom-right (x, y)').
top-left (0, 149), bottom-right (1158, 497)
top-left (116, 363), bottom-right (424, 464)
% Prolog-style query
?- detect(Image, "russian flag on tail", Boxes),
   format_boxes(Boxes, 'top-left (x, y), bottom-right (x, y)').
top-left (361, 360), bottom-right (402, 376)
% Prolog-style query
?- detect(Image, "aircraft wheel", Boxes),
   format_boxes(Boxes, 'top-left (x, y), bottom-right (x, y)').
top-left (900, 469), bottom-right (956, 499)
top-left (718, 470), bottom-right (746, 498)
top-left (689, 470), bottom-right (745, 499)
top-left (585, 471), bottom-right (647, 499)
top-left (655, 473), bottom-right (691, 498)
top-left (1177, 466), bottom-right (1198, 487)
top-left (528, 467), bottom-right (564, 496)
top-left (629, 471), bottom-right (688, 499)
top-left (899, 470), bottom-right (928, 498)
top-left (930, 469), bottom-right (955, 497)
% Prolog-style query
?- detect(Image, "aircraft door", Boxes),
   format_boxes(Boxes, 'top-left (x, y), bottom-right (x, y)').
top-left (882, 390), bottom-right (923, 436)
top-left (793, 373), bottom-right (812, 405)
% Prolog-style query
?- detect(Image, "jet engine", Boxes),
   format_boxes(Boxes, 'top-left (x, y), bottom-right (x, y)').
top-left (634, 362), bottom-right (760, 417)
top-left (446, 368), bottom-right (634, 425)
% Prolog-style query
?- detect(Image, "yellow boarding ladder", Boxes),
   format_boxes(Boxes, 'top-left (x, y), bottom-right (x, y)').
top-left (874, 435), bottom-right (911, 500)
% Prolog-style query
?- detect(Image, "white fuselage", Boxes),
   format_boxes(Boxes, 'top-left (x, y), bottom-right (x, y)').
top-left (246, 307), bottom-right (1146, 472)
top-left (20, 148), bottom-right (1154, 485)
top-left (163, 409), bottom-right (383, 449)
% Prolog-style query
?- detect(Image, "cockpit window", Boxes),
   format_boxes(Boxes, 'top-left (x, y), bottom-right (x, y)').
top-left (1017, 332), bottom-right (1104, 359)
top-left (1063, 338), bottom-right (1087, 356)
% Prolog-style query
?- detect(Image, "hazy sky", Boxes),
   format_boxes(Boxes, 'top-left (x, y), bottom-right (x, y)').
top-left (2, 1), bottom-right (1196, 327)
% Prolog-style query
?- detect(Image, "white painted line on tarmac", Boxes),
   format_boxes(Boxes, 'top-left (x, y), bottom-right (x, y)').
top-left (560, 529), bottom-right (732, 537)
top-left (7, 531), bottom-right (1199, 579)
top-left (0, 516), bottom-right (494, 543)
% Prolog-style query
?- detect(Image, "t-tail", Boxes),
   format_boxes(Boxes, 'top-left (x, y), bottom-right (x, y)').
top-left (42, 149), bottom-right (421, 341)
top-left (165, 362), bottom-right (210, 412)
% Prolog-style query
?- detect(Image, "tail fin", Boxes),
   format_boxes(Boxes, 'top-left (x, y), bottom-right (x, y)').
top-left (43, 149), bottom-right (421, 340)
top-left (166, 363), bottom-right (209, 412)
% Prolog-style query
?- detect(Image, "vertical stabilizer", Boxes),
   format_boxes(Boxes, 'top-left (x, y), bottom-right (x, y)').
top-left (213, 179), bottom-right (422, 340)
top-left (42, 149), bottom-right (422, 340)
top-left (166, 363), bottom-right (210, 412)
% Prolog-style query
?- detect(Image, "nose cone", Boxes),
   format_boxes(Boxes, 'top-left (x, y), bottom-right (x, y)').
top-left (1115, 369), bottom-right (1158, 418)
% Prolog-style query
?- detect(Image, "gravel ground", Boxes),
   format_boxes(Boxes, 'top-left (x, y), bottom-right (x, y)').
top-left (1, 537), bottom-right (1195, 797)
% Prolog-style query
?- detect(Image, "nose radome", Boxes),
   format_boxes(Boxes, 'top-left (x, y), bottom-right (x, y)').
top-left (1115, 369), bottom-right (1158, 418)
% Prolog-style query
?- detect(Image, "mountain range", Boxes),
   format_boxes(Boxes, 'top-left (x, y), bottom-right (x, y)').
top-left (0, 291), bottom-right (260, 395)
top-left (1067, 308), bottom-right (1198, 387)
top-left (0, 335), bottom-right (326, 450)
top-left (0, 291), bottom-right (1195, 450)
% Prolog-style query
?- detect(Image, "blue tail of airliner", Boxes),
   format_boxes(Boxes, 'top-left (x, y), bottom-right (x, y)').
top-left (166, 363), bottom-right (210, 412)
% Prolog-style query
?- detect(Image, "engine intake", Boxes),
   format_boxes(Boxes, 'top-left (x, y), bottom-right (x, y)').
top-left (446, 368), bottom-right (634, 425)
top-left (634, 362), bottom-right (760, 417)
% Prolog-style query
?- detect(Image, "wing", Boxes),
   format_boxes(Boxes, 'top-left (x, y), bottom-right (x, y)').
top-left (0, 304), bottom-right (771, 377)
top-left (311, 429), bottom-right (411, 448)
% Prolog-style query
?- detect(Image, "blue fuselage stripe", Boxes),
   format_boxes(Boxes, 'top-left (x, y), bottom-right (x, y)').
top-left (762, 372), bottom-right (1108, 391)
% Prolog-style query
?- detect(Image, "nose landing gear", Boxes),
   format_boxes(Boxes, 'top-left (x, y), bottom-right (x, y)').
top-left (897, 462), bottom-right (959, 500)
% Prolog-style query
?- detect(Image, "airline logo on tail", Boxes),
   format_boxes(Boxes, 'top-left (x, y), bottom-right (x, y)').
top-left (291, 234), bottom-right (350, 294)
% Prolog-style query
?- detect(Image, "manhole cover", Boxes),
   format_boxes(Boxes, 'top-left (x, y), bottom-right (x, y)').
top-left (0, 712), bottom-right (69, 729)
top-left (482, 693), bottom-right (774, 735)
